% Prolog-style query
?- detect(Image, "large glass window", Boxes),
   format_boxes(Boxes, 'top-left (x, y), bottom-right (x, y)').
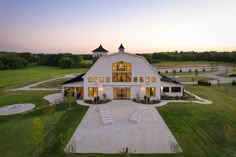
top-left (163, 87), bottom-right (169, 92)
top-left (94, 77), bottom-right (98, 83)
top-left (140, 77), bottom-right (144, 82)
top-left (106, 77), bottom-right (110, 82)
top-left (100, 77), bottom-right (104, 83)
top-left (152, 77), bottom-right (156, 83)
top-left (88, 87), bottom-right (98, 97)
top-left (146, 87), bottom-right (156, 97)
top-left (171, 87), bottom-right (181, 92)
top-left (112, 61), bottom-right (132, 82)
top-left (88, 77), bottom-right (92, 82)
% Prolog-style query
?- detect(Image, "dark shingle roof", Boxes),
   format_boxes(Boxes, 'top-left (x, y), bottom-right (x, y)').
top-left (119, 43), bottom-right (124, 49)
top-left (61, 73), bottom-right (85, 85)
top-left (159, 73), bottom-right (182, 85)
top-left (92, 45), bottom-right (108, 52)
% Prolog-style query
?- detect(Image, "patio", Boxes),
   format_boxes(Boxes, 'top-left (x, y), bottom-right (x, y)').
top-left (65, 100), bottom-right (181, 154)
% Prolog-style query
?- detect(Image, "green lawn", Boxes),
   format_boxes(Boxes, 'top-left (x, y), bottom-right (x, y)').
top-left (33, 78), bottom-right (71, 88)
top-left (157, 84), bottom-right (236, 157)
top-left (0, 66), bottom-right (88, 91)
top-left (81, 60), bottom-right (93, 64)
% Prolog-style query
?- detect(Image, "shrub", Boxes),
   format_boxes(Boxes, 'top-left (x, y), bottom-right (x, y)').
top-left (179, 69), bottom-right (182, 73)
top-left (189, 69), bottom-right (192, 73)
top-left (203, 68), bottom-right (206, 72)
top-left (198, 80), bottom-right (211, 86)
top-left (147, 97), bottom-right (150, 103)
top-left (232, 80), bottom-right (236, 85)
top-left (165, 70), bottom-right (168, 73)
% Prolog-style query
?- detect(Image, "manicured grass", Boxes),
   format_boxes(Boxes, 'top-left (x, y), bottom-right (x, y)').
top-left (0, 102), bottom-right (89, 157)
top-left (81, 60), bottom-right (93, 64)
top-left (33, 78), bottom-right (71, 88)
top-left (0, 66), bottom-right (88, 90)
top-left (176, 77), bottom-right (214, 82)
top-left (157, 84), bottom-right (236, 157)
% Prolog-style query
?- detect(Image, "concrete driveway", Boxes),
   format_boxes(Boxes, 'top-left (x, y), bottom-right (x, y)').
top-left (65, 100), bottom-right (181, 154)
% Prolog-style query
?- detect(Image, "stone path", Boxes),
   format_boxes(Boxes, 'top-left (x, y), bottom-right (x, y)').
top-left (66, 100), bottom-right (182, 154)
top-left (0, 103), bottom-right (35, 115)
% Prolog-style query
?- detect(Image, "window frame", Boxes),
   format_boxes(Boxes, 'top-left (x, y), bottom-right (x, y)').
top-left (88, 77), bottom-right (92, 83)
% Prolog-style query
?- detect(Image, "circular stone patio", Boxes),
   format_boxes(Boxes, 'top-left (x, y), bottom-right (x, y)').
top-left (0, 103), bottom-right (35, 115)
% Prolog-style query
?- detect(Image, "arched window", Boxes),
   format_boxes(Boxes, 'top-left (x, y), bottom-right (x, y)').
top-left (112, 61), bottom-right (132, 82)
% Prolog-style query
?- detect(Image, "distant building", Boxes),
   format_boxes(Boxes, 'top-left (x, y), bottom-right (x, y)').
top-left (62, 44), bottom-right (183, 100)
top-left (92, 44), bottom-right (109, 63)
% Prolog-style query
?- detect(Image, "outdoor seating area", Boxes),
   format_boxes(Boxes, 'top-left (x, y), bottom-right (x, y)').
top-left (129, 107), bottom-right (146, 123)
top-left (99, 106), bottom-right (114, 125)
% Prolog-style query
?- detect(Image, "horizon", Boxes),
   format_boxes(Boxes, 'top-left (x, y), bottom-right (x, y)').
top-left (0, 0), bottom-right (236, 54)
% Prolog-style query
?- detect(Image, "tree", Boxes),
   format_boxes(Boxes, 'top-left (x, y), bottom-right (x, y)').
top-left (59, 57), bottom-right (73, 69)
top-left (0, 60), bottom-right (3, 69)
top-left (172, 69), bottom-right (176, 77)
top-left (66, 91), bottom-right (74, 109)
top-left (32, 118), bottom-right (44, 155)
top-left (195, 69), bottom-right (198, 77)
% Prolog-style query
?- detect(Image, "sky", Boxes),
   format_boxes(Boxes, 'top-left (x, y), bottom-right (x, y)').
top-left (0, 0), bottom-right (236, 54)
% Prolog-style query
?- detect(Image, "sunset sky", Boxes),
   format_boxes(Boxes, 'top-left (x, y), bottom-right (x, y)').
top-left (0, 0), bottom-right (235, 54)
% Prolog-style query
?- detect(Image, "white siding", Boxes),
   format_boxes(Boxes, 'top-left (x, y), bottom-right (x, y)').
top-left (83, 52), bottom-right (161, 100)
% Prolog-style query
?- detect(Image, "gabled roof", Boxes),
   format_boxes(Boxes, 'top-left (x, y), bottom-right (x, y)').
top-left (61, 73), bottom-right (85, 85)
top-left (83, 52), bottom-right (161, 78)
top-left (92, 44), bottom-right (108, 53)
top-left (119, 43), bottom-right (124, 49)
top-left (159, 73), bottom-right (182, 85)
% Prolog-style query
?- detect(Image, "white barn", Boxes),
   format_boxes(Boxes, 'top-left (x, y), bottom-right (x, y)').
top-left (62, 44), bottom-right (183, 101)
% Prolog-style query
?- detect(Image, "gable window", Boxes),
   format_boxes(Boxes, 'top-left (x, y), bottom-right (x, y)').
top-left (106, 77), bottom-right (110, 82)
top-left (88, 87), bottom-right (98, 97)
top-left (171, 87), bottom-right (181, 92)
top-left (94, 77), bottom-right (98, 83)
top-left (146, 77), bottom-right (150, 83)
top-left (163, 87), bottom-right (169, 92)
top-left (140, 77), bottom-right (144, 82)
top-left (133, 77), bottom-right (138, 82)
top-left (100, 77), bottom-right (104, 83)
top-left (88, 77), bottom-right (92, 83)
top-left (112, 61), bottom-right (132, 82)
top-left (146, 87), bottom-right (156, 97)
top-left (152, 77), bottom-right (156, 83)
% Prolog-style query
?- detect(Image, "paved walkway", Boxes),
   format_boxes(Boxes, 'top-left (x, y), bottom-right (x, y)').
top-left (0, 103), bottom-right (35, 115)
top-left (7, 73), bottom-right (79, 91)
top-left (43, 93), bottom-right (64, 104)
top-left (66, 100), bottom-right (182, 154)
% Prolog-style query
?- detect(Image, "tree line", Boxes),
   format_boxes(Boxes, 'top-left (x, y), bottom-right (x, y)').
top-left (1, 51), bottom-right (236, 70)
top-left (137, 51), bottom-right (236, 64)
top-left (0, 52), bottom-right (93, 70)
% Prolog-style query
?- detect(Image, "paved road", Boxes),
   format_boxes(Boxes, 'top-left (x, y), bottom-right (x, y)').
top-left (165, 66), bottom-right (236, 84)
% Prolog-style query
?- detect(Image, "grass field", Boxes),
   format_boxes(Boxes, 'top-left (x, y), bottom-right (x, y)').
top-left (0, 66), bottom-right (88, 90)
top-left (33, 78), bottom-right (71, 88)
